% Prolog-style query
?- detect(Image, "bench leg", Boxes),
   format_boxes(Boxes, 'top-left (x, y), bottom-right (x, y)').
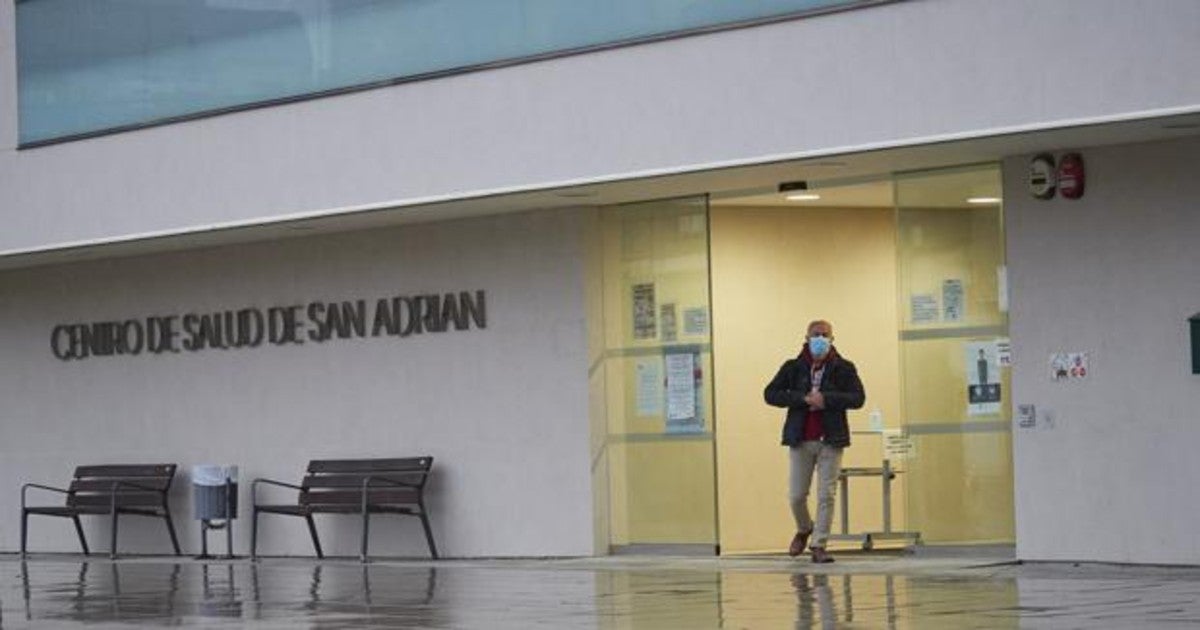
top-left (418, 502), bottom-right (439, 559)
top-left (360, 511), bottom-right (370, 563)
top-left (305, 514), bottom-right (324, 559)
top-left (250, 508), bottom-right (259, 561)
top-left (110, 511), bottom-right (119, 560)
top-left (163, 506), bottom-right (182, 556)
top-left (20, 510), bottom-right (29, 558)
top-left (72, 515), bottom-right (90, 556)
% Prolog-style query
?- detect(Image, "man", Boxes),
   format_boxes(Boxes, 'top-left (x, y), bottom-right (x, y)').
top-left (763, 319), bottom-right (865, 563)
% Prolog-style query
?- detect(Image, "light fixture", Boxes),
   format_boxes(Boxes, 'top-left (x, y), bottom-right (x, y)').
top-left (786, 193), bottom-right (821, 201)
top-left (966, 196), bottom-right (1002, 205)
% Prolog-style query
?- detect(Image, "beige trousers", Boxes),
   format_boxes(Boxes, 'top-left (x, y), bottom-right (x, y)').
top-left (788, 441), bottom-right (843, 549)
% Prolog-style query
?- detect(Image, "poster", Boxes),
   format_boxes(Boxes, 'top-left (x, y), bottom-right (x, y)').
top-left (664, 351), bottom-right (704, 433)
top-left (660, 303), bottom-right (677, 342)
top-left (943, 279), bottom-right (964, 322)
top-left (910, 294), bottom-right (939, 324)
top-left (683, 307), bottom-right (708, 336)
top-left (665, 353), bottom-right (696, 422)
top-left (965, 341), bottom-right (1001, 415)
top-left (632, 283), bottom-right (656, 340)
top-left (635, 357), bottom-right (663, 417)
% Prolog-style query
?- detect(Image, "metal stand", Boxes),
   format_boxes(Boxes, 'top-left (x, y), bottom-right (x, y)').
top-left (826, 459), bottom-right (921, 550)
top-left (197, 478), bottom-right (237, 559)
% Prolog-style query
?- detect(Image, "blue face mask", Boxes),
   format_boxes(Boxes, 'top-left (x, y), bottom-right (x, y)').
top-left (808, 335), bottom-right (831, 359)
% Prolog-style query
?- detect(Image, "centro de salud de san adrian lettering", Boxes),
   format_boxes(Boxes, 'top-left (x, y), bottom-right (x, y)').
top-left (50, 290), bottom-right (487, 361)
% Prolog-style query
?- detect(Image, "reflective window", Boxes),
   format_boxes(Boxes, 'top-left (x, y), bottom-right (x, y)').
top-left (18, 0), bottom-right (882, 144)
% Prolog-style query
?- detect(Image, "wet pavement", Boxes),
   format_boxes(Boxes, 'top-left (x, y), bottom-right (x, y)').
top-left (3, 551), bottom-right (1200, 628)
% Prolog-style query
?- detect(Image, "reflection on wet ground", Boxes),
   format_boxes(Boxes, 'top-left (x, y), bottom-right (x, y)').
top-left (3, 553), bottom-right (1200, 628)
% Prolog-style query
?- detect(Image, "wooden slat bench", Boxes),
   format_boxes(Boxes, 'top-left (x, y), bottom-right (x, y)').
top-left (251, 457), bottom-right (437, 562)
top-left (21, 464), bottom-right (182, 559)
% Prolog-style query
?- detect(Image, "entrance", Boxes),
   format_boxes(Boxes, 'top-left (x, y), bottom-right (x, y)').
top-left (589, 165), bottom-right (1013, 554)
top-left (587, 196), bottom-right (719, 554)
top-left (894, 166), bottom-right (1013, 545)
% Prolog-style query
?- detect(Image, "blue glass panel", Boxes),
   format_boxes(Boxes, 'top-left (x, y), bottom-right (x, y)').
top-left (17, 0), bottom-right (876, 144)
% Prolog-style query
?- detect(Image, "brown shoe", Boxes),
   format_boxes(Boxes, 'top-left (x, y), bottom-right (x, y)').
top-left (788, 530), bottom-right (812, 557)
top-left (810, 547), bottom-right (835, 564)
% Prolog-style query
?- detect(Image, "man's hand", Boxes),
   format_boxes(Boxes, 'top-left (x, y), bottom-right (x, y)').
top-left (804, 390), bottom-right (825, 410)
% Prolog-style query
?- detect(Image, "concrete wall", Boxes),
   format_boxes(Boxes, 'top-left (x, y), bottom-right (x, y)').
top-left (3, 0), bottom-right (1200, 254)
top-left (0, 208), bottom-right (593, 558)
top-left (1007, 135), bottom-right (1200, 564)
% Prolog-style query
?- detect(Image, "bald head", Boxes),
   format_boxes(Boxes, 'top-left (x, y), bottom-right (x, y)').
top-left (806, 320), bottom-right (833, 339)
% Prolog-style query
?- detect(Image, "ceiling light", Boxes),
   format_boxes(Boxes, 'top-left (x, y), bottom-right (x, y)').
top-left (786, 193), bottom-right (821, 201)
top-left (966, 197), bottom-right (1002, 204)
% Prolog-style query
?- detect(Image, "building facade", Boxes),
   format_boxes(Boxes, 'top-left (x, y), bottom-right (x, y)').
top-left (2, 0), bottom-right (1199, 564)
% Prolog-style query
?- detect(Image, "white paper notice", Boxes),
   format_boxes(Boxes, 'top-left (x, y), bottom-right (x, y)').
top-left (665, 353), bottom-right (696, 421)
top-left (882, 429), bottom-right (915, 461)
top-left (635, 357), bottom-right (663, 417)
top-left (943, 279), bottom-right (964, 322)
top-left (683, 307), bottom-right (709, 336)
top-left (1017, 404), bottom-right (1036, 429)
top-left (868, 409), bottom-right (884, 432)
top-left (910, 294), bottom-right (939, 324)
top-left (632, 283), bottom-right (656, 340)
top-left (995, 338), bottom-right (1012, 367)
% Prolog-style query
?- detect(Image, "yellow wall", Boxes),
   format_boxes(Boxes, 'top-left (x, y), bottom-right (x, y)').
top-left (710, 206), bottom-right (903, 554)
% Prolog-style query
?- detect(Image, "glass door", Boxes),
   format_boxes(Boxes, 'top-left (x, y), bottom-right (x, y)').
top-left (590, 196), bottom-right (718, 553)
top-left (894, 165), bottom-right (1014, 545)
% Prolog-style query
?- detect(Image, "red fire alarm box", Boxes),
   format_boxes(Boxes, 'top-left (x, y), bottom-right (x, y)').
top-left (1057, 152), bottom-right (1085, 199)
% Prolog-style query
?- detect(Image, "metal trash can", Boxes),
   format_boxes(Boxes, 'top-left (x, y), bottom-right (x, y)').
top-left (192, 465), bottom-right (238, 558)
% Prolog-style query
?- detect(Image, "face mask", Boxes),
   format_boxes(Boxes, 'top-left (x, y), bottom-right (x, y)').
top-left (808, 335), bottom-right (831, 358)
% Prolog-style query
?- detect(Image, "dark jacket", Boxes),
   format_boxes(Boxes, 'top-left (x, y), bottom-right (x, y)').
top-left (763, 347), bottom-right (866, 448)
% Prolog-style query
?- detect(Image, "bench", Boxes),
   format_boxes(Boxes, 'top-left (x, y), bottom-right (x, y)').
top-left (251, 457), bottom-right (437, 562)
top-left (21, 464), bottom-right (182, 559)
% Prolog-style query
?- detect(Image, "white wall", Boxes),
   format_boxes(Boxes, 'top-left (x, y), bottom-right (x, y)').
top-left (1007, 135), bottom-right (1200, 564)
top-left (2, 0), bottom-right (1199, 254)
top-left (0, 208), bottom-right (594, 558)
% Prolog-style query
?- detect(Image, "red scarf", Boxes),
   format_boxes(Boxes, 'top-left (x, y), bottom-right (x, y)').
top-left (801, 346), bottom-right (838, 441)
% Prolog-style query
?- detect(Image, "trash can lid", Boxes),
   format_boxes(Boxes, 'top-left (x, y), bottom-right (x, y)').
top-left (192, 464), bottom-right (238, 486)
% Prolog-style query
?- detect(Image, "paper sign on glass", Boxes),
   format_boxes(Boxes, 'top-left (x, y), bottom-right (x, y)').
top-left (665, 353), bottom-right (696, 421)
top-left (635, 357), bottom-right (663, 417)
top-left (943, 279), bottom-right (964, 322)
